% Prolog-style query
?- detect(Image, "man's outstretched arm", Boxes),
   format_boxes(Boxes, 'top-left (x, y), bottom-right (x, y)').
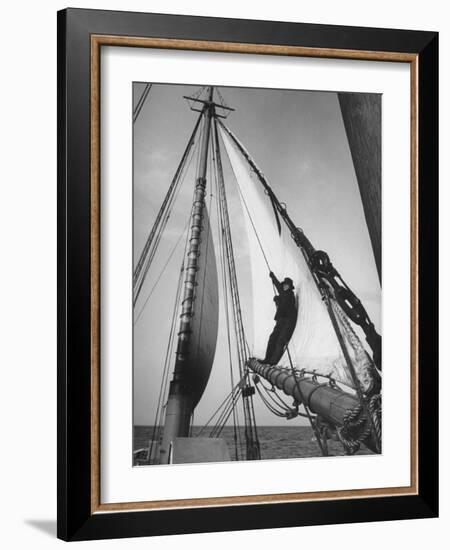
top-left (269, 271), bottom-right (282, 292)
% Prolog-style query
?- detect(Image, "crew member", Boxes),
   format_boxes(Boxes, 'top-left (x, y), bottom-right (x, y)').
top-left (263, 272), bottom-right (297, 365)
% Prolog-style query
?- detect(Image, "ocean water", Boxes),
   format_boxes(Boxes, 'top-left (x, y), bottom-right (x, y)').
top-left (133, 425), bottom-right (373, 464)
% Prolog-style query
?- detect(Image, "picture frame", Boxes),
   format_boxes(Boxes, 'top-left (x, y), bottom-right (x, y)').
top-left (57, 7), bottom-right (438, 541)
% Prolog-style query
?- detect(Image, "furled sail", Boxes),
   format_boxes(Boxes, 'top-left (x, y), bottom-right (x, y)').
top-left (158, 202), bottom-right (219, 464)
top-left (183, 207), bottom-right (219, 408)
top-left (219, 127), bottom-right (372, 391)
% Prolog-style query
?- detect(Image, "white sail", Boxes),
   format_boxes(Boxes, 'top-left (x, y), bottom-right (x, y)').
top-left (219, 126), bottom-right (369, 390)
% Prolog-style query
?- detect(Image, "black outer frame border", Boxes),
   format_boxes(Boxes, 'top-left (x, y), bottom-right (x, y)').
top-left (57, 7), bottom-right (438, 542)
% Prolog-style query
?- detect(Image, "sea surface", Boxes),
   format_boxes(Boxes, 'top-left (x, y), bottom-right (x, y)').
top-left (133, 425), bottom-right (373, 464)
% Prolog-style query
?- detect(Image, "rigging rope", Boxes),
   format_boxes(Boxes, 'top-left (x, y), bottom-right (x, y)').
top-left (134, 217), bottom-right (191, 325)
top-left (147, 261), bottom-right (186, 463)
top-left (133, 111), bottom-right (204, 305)
top-left (146, 186), bottom-right (198, 463)
top-left (197, 379), bottom-right (243, 436)
top-left (133, 134), bottom-right (200, 306)
top-left (133, 83), bottom-right (152, 123)
top-left (228, 166), bottom-right (272, 272)
top-left (212, 141), bottom-right (242, 459)
top-left (254, 382), bottom-right (291, 418)
top-left (212, 119), bottom-right (260, 459)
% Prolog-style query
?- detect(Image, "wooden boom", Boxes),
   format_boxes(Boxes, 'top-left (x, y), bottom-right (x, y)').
top-left (247, 358), bottom-right (378, 453)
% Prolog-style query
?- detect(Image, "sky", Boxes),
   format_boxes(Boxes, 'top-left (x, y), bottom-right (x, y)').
top-left (132, 83), bottom-right (381, 427)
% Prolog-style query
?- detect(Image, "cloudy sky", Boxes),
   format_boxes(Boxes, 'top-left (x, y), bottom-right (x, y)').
top-left (132, 83), bottom-right (381, 427)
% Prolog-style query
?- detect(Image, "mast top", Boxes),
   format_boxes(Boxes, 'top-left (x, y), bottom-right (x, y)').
top-left (184, 86), bottom-right (234, 119)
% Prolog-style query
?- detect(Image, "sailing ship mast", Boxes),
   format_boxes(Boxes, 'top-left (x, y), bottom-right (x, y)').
top-left (158, 87), bottom-right (260, 463)
top-left (159, 87), bottom-right (215, 463)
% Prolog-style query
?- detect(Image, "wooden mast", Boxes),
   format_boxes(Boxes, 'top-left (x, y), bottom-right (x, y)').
top-left (159, 88), bottom-right (215, 464)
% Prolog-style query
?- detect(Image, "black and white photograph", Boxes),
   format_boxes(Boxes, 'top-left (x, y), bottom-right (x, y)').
top-left (132, 83), bottom-right (382, 466)
top-left (0, 0), bottom-right (442, 545)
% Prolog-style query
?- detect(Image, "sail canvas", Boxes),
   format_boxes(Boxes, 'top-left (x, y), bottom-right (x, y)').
top-left (220, 127), bottom-right (357, 388)
top-left (183, 208), bottom-right (219, 408)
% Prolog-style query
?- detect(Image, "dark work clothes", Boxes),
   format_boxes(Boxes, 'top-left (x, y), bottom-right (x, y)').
top-left (264, 318), bottom-right (297, 366)
top-left (263, 273), bottom-right (298, 365)
top-left (272, 288), bottom-right (296, 321)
